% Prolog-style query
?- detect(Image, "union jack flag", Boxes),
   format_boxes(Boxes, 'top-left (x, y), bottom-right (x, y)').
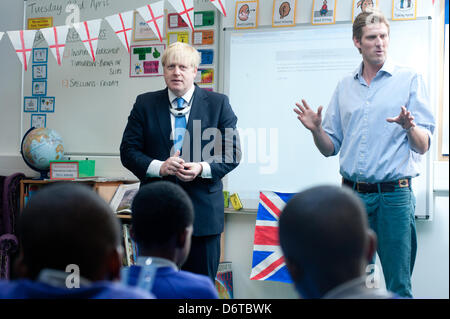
top-left (249, 191), bottom-right (294, 283)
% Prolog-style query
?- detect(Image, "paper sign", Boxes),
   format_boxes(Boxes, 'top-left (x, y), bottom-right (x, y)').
top-left (195, 68), bottom-right (214, 85)
top-left (194, 11), bottom-right (215, 27)
top-left (33, 48), bottom-right (48, 63)
top-left (168, 13), bottom-right (188, 28)
top-left (32, 81), bottom-right (47, 96)
top-left (136, 1), bottom-right (165, 42)
top-left (235, 1), bottom-right (258, 29)
top-left (192, 30), bottom-right (214, 45)
top-left (32, 64), bottom-right (47, 80)
top-left (392, 0), bottom-right (417, 20)
top-left (198, 49), bottom-right (214, 65)
top-left (27, 17), bottom-right (53, 30)
top-left (168, 31), bottom-right (190, 45)
top-left (40, 97), bottom-right (55, 112)
top-left (24, 97), bottom-right (39, 112)
top-left (273, 0), bottom-right (297, 27)
top-left (130, 44), bottom-right (165, 77)
top-left (312, 0), bottom-right (337, 25)
top-left (352, 0), bottom-right (378, 22)
top-left (50, 162), bottom-right (79, 180)
top-left (31, 114), bottom-right (46, 128)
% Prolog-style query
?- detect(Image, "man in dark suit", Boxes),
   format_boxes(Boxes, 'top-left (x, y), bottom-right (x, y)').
top-left (120, 42), bottom-right (240, 281)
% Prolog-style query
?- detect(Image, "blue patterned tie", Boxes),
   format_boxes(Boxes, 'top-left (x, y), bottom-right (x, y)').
top-left (174, 97), bottom-right (186, 152)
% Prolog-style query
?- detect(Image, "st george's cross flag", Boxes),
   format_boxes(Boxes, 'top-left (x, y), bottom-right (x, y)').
top-left (249, 191), bottom-right (294, 283)
top-left (168, 0), bottom-right (195, 31)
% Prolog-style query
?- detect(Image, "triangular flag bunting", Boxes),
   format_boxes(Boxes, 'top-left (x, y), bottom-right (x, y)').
top-left (168, 0), bottom-right (195, 31)
top-left (7, 30), bottom-right (37, 71)
top-left (137, 1), bottom-right (165, 43)
top-left (210, 0), bottom-right (227, 17)
top-left (105, 10), bottom-right (134, 53)
top-left (40, 25), bottom-right (69, 66)
top-left (0, 32), bottom-right (4, 42)
top-left (73, 19), bottom-right (102, 62)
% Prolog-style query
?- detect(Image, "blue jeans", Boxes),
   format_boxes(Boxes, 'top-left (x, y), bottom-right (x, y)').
top-left (353, 183), bottom-right (417, 298)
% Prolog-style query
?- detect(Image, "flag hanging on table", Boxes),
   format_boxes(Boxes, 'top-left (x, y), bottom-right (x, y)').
top-left (249, 191), bottom-right (294, 283)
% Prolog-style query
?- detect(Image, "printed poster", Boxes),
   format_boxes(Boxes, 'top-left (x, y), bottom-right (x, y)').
top-left (352, 0), bottom-right (378, 22)
top-left (392, 0), bottom-right (417, 21)
top-left (272, 0), bottom-right (297, 28)
top-left (235, 1), bottom-right (258, 30)
top-left (312, 0), bottom-right (336, 25)
top-left (130, 44), bottom-right (165, 77)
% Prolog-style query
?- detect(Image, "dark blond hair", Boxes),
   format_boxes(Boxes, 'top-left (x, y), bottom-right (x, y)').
top-left (353, 8), bottom-right (390, 44)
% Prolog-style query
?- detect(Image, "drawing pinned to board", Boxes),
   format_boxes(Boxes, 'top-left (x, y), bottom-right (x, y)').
top-left (39, 97), bottom-right (55, 113)
top-left (32, 48), bottom-right (48, 63)
top-left (31, 114), bottom-right (46, 128)
top-left (130, 44), bottom-right (165, 77)
top-left (195, 68), bottom-right (214, 85)
top-left (312, 0), bottom-right (336, 25)
top-left (352, 0), bottom-right (378, 22)
top-left (32, 80), bottom-right (47, 96)
top-left (167, 31), bottom-right (189, 45)
top-left (272, 0), bottom-right (297, 28)
top-left (32, 64), bottom-right (47, 80)
top-left (392, 0), bottom-right (417, 21)
top-left (24, 97), bottom-right (39, 113)
top-left (235, 1), bottom-right (258, 29)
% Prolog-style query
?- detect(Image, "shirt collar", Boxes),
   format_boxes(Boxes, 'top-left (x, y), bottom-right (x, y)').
top-left (136, 256), bottom-right (179, 271)
top-left (168, 85), bottom-right (195, 105)
top-left (354, 57), bottom-right (395, 80)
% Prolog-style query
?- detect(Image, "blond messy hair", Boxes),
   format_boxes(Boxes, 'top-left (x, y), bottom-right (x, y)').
top-left (161, 42), bottom-right (201, 68)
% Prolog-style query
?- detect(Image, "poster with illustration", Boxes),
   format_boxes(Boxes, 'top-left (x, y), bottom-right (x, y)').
top-left (392, 0), bottom-right (416, 20)
top-left (352, 0), bottom-right (378, 22)
top-left (312, 0), bottom-right (336, 25)
top-left (235, 1), bottom-right (258, 29)
top-left (273, 0), bottom-right (297, 27)
top-left (129, 44), bottom-right (165, 78)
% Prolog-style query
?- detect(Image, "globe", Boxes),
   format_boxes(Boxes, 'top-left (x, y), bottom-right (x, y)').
top-left (21, 127), bottom-right (64, 179)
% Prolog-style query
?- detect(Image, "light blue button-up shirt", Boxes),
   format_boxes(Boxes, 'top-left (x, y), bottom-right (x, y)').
top-left (322, 58), bottom-right (435, 183)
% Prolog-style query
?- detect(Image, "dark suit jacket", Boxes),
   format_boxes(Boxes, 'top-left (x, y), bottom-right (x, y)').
top-left (120, 86), bottom-right (241, 236)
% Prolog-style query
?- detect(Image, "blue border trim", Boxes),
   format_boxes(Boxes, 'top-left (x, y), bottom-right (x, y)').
top-left (32, 48), bottom-right (48, 63)
top-left (39, 96), bottom-right (55, 113)
top-left (32, 80), bottom-right (47, 96)
top-left (23, 96), bottom-right (39, 113)
top-left (30, 113), bottom-right (47, 128)
top-left (32, 64), bottom-right (48, 80)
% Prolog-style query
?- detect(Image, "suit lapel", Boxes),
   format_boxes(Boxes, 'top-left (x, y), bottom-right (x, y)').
top-left (154, 88), bottom-right (173, 153)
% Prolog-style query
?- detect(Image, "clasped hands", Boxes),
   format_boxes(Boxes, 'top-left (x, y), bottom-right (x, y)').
top-left (160, 150), bottom-right (202, 182)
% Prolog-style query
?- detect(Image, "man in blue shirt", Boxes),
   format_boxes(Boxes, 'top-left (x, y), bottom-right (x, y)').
top-left (294, 9), bottom-right (435, 298)
top-left (122, 181), bottom-right (218, 299)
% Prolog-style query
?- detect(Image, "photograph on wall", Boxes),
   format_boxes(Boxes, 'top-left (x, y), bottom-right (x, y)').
top-left (31, 114), bottom-right (46, 128)
top-left (32, 64), bottom-right (47, 80)
top-left (130, 44), bottom-right (165, 77)
top-left (312, 0), bottom-right (336, 25)
top-left (392, 0), bottom-right (417, 20)
top-left (39, 97), bottom-right (55, 112)
top-left (24, 97), bottom-right (39, 112)
top-left (272, 0), bottom-right (297, 28)
top-left (32, 48), bottom-right (48, 63)
top-left (352, 0), bottom-right (378, 22)
top-left (235, 1), bottom-right (258, 30)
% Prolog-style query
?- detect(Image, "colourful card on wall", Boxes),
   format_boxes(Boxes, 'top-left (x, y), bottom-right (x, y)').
top-left (192, 30), bottom-right (214, 45)
top-left (130, 44), bottom-right (165, 77)
top-left (272, 0), bottom-right (297, 28)
top-left (235, 1), bottom-right (259, 29)
top-left (312, 0), bottom-right (337, 25)
top-left (195, 68), bottom-right (214, 85)
top-left (352, 0), bottom-right (378, 22)
top-left (39, 97), bottom-right (55, 112)
top-left (392, 0), bottom-right (417, 20)
top-left (24, 97), bottom-right (39, 112)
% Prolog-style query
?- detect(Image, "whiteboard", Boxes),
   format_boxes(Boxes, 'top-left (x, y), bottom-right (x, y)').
top-left (223, 19), bottom-right (433, 218)
top-left (22, 0), bottom-right (219, 155)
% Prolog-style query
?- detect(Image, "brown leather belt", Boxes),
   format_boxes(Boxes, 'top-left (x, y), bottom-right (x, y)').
top-left (342, 178), bottom-right (411, 193)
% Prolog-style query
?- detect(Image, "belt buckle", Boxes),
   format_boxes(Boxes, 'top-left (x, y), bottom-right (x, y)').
top-left (398, 179), bottom-right (409, 188)
top-left (356, 182), bottom-right (369, 192)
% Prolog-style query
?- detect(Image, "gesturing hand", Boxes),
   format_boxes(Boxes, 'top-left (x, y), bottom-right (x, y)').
top-left (294, 99), bottom-right (324, 133)
top-left (160, 150), bottom-right (185, 176)
top-left (386, 106), bottom-right (416, 130)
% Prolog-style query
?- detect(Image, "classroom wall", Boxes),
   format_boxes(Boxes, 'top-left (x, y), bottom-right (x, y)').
top-left (0, 0), bottom-right (448, 299)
